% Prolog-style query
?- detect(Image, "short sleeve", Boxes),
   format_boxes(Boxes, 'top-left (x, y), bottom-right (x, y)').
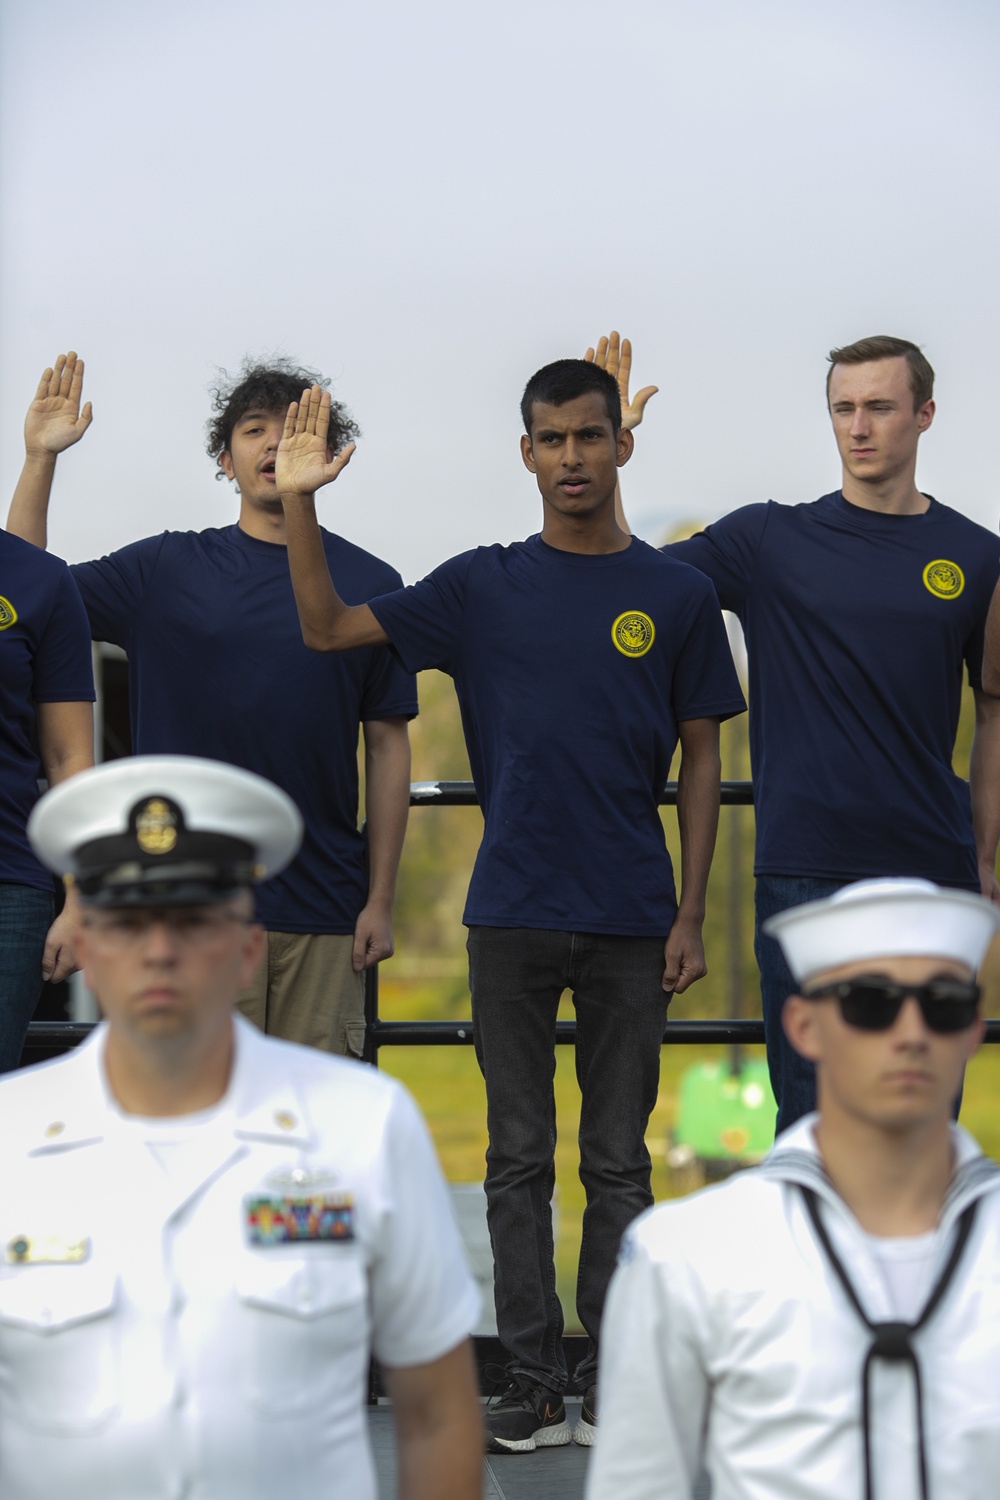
top-left (368, 552), bottom-right (476, 675)
top-left (356, 572), bottom-right (419, 721)
top-left (368, 1085), bottom-right (480, 1368)
top-left (664, 503), bottom-right (772, 614)
top-left (670, 576), bottom-right (746, 723)
top-left (358, 647), bottom-right (419, 721)
top-left (71, 535), bottom-right (168, 645)
top-left (30, 566), bottom-right (95, 703)
top-left (585, 1227), bottom-right (708, 1500)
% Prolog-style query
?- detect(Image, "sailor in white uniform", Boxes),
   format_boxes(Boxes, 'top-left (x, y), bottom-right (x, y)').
top-left (587, 877), bottom-right (1000, 1500)
top-left (0, 755), bottom-right (482, 1500)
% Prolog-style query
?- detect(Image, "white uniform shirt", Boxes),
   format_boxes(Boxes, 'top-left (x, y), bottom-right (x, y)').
top-left (586, 1117), bottom-right (1000, 1500)
top-left (0, 1017), bottom-right (479, 1500)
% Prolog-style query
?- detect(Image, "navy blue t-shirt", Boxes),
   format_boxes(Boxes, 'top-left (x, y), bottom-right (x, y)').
top-left (1, 532), bottom-right (95, 890)
top-left (371, 535), bottom-right (745, 936)
top-left (71, 525), bottom-right (417, 932)
top-left (667, 493), bottom-right (1000, 886)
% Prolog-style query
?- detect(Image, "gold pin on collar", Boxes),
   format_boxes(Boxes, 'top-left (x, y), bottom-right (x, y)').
top-left (6, 1235), bottom-right (90, 1264)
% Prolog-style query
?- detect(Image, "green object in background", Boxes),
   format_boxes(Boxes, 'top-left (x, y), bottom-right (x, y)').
top-left (674, 1057), bottom-right (776, 1162)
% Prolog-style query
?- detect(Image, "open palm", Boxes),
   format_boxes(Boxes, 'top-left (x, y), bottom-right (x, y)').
top-left (585, 331), bottom-right (658, 431)
top-left (25, 352), bottom-right (93, 455)
top-left (275, 385), bottom-right (355, 497)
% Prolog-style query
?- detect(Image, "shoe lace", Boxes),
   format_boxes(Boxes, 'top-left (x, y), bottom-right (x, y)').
top-left (482, 1365), bottom-right (536, 1409)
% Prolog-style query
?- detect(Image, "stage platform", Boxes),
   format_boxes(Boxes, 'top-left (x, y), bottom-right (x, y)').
top-left (368, 1401), bottom-right (712, 1498)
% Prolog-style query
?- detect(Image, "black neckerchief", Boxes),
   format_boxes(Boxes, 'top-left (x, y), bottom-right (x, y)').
top-left (800, 1186), bottom-right (979, 1500)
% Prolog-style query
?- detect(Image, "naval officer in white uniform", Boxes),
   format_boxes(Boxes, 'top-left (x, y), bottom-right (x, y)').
top-left (0, 755), bottom-right (482, 1500)
top-left (587, 878), bottom-right (1000, 1500)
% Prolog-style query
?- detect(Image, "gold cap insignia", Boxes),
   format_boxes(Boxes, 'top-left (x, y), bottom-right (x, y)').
top-left (136, 798), bottom-right (178, 855)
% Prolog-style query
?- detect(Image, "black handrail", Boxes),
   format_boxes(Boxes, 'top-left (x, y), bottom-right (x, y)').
top-left (356, 778), bottom-right (1000, 1062)
top-left (24, 1017), bottom-right (1000, 1059)
top-left (409, 779), bottom-right (755, 806)
top-left (26, 778), bottom-right (1000, 1058)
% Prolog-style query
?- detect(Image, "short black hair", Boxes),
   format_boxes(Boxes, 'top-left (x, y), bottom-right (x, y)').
top-left (206, 356), bottom-right (361, 478)
top-left (520, 359), bottom-right (621, 436)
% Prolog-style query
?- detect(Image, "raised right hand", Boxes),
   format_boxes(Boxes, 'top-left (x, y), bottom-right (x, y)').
top-left (276, 385), bottom-right (356, 499)
top-left (25, 352), bottom-right (93, 457)
top-left (584, 331), bottom-right (658, 432)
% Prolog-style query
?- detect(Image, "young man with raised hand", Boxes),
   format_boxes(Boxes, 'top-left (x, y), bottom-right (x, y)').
top-left (0, 754), bottom-right (482, 1500)
top-left (7, 353), bottom-right (415, 1058)
top-left (588, 877), bottom-right (1000, 1500)
top-left (603, 332), bottom-right (1000, 1135)
top-left (272, 360), bottom-right (746, 1453)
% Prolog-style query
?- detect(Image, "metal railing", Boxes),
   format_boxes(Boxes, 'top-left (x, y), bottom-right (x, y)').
top-left (22, 778), bottom-right (1000, 1059)
top-left (360, 780), bottom-right (1000, 1056)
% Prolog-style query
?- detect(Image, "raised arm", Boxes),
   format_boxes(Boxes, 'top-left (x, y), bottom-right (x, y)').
top-left (583, 331), bottom-right (658, 537)
top-left (7, 353), bottom-right (93, 548)
top-left (276, 385), bottom-right (389, 652)
top-left (662, 714), bottom-right (722, 993)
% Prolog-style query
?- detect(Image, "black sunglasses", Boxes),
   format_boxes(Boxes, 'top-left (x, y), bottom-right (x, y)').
top-left (801, 975), bottom-right (981, 1034)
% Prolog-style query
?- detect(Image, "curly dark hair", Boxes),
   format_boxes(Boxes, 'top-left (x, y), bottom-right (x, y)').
top-left (206, 356), bottom-right (361, 479)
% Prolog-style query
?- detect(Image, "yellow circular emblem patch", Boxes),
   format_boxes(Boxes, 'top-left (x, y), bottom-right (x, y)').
top-left (922, 559), bottom-right (965, 599)
top-left (135, 798), bottom-right (178, 855)
top-left (0, 596), bottom-right (18, 630)
top-left (612, 611), bottom-right (655, 657)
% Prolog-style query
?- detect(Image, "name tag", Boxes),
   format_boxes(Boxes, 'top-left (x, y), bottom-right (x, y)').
top-left (244, 1194), bottom-right (355, 1246)
top-left (5, 1235), bottom-right (91, 1265)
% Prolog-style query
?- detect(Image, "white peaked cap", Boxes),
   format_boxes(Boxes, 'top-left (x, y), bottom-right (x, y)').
top-left (29, 755), bottom-right (302, 894)
top-left (763, 878), bottom-right (1000, 984)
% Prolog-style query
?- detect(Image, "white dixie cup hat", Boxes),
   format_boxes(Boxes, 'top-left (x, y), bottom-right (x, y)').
top-left (763, 877), bottom-right (1000, 986)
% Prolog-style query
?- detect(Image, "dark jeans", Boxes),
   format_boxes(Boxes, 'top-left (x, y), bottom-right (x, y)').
top-left (0, 884), bottom-right (53, 1073)
top-left (468, 925), bottom-right (669, 1392)
top-left (755, 875), bottom-right (846, 1136)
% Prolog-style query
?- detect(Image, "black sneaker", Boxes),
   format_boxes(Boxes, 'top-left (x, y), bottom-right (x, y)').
top-left (574, 1384), bottom-right (597, 1446)
top-left (484, 1373), bottom-right (572, 1453)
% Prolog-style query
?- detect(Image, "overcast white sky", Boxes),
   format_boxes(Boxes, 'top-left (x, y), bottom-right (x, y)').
top-left (2, 0), bottom-right (999, 577)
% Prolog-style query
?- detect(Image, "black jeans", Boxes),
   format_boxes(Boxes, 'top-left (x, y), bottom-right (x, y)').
top-left (468, 925), bottom-right (669, 1391)
top-left (0, 884), bottom-right (52, 1073)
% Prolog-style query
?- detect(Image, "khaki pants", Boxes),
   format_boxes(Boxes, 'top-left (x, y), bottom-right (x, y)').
top-left (237, 931), bottom-right (366, 1057)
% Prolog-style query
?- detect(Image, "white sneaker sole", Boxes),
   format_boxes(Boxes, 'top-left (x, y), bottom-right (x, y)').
top-left (487, 1420), bottom-right (573, 1453)
top-left (573, 1416), bottom-right (597, 1447)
